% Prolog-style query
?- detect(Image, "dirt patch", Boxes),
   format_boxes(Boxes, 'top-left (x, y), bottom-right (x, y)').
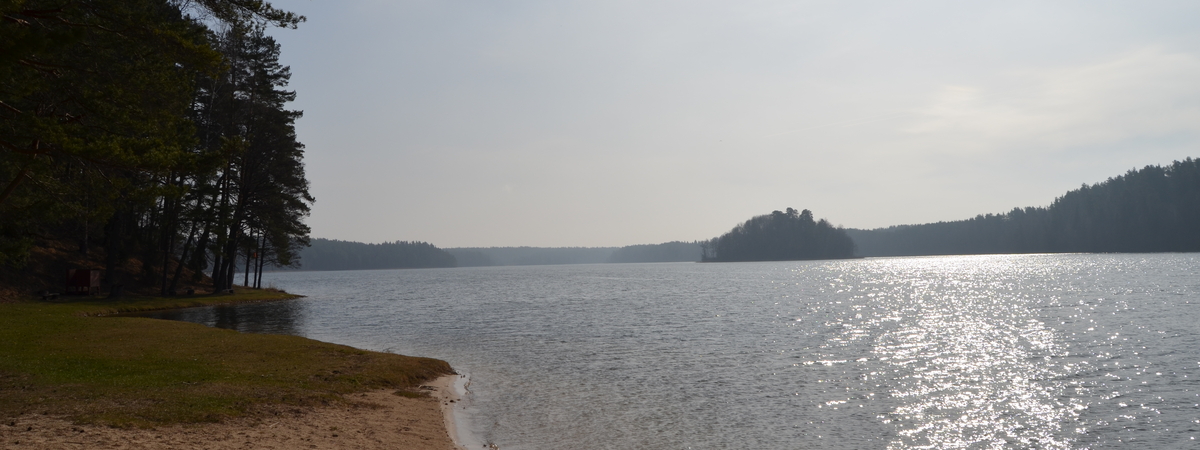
top-left (0, 285), bottom-right (22, 304)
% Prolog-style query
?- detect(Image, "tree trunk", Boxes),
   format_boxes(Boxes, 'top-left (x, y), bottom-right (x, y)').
top-left (190, 189), bottom-right (220, 283)
top-left (211, 166), bottom-right (232, 290)
top-left (243, 231), bottom-right (252, 287)
top-left (158, 174), bottom-right (184, 296)
top-left (103, 206), bottom-right (127, 297)
top-left (168, 219), bottom-right (199, 295)
top-left (254, 233), bottom-right (267, 288)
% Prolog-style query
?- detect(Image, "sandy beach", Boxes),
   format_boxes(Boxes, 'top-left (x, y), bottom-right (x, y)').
top-left (0, 375), bottom-right (467, 450)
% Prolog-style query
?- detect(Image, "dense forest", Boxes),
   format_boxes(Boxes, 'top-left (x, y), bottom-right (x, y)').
top-left (848, 158), bottom-right (1200, 256)
top-left (0, 1), bottom-right (312, 295)
top-left (293, 239), bottom-right (456, 271)
top-left (703, 208), bottom-right (856, 262)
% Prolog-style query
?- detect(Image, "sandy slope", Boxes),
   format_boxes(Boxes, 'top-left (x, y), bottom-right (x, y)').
top-left (0, 376), bottom-right (465, 450)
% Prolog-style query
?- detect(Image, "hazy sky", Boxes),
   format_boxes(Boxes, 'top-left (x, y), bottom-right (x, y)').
top-left (266, 0), bottom-right (1200, 247)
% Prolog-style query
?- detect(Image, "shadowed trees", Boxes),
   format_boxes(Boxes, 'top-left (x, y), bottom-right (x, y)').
top-left (0, 0), bottom-right (312, 294)
top-left (197, 25), bottom-right (312, 292)
top-left (1, 0), bottom-right (220, 268)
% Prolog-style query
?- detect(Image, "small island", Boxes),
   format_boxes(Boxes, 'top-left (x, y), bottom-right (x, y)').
top-left (702, 208), bottom-right (857, 262)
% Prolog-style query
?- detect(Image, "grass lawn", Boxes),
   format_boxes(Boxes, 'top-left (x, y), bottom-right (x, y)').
top-left (0, 289), bottom-right (452, 427)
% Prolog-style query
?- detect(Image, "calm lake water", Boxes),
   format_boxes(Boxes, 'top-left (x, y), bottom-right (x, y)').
top-left (140, 254), bottom-right (1200, 449)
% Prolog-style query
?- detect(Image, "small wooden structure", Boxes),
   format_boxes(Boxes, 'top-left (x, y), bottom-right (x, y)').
top-left (66, 269), bottom-right (102, 295)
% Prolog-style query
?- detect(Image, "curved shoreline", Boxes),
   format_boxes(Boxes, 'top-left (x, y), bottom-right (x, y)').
top-left (1, 290), bottom-right (465, 449)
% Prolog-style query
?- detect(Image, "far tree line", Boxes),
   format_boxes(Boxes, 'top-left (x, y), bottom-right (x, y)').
top-left (289, 240), bottom-right (707, 271)
top-left (294, 156), bottom-right (1200, 272)
top-left (296, 239), bottom-right (456, 271)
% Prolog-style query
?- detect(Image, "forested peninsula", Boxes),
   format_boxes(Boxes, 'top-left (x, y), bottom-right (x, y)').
top-left (294, 239), bottom-right (456, 270)
top-left (848, 158), bottom-right (1200, 256)
top-left (702, 208), bottom-right (857, 262)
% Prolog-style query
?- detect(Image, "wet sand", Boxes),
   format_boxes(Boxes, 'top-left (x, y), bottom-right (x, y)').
top-left (0, 375), bottom-right (466, 450)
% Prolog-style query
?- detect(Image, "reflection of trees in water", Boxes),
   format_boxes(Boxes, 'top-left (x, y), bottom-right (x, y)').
top-left (139, 301), bottom-right (301, 336)
top-left (211, 302), bottom-right (300, 335)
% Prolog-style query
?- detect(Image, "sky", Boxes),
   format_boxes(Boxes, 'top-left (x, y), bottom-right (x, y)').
top-left (264, 0), bottom-right (1200, 247)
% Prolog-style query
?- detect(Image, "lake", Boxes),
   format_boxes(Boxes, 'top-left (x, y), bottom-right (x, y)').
top-left (139, 254), bottom-right (1200, 449)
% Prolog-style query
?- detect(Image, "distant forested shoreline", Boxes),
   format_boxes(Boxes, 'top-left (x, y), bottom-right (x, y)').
top-left (287, 240), bottom-right (704, 271)
top-left (849, 158), bottom-right (1200, 256)
top-left (446, 241), bottom-right (703, 267)
top-left (290, 159), bottom-right (1200, 271)
top-left (291, 239), bottom-right (456, 271)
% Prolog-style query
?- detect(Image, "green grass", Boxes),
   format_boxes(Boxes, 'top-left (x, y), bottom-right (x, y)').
top-left (0, 290), bottom-right (453, 427)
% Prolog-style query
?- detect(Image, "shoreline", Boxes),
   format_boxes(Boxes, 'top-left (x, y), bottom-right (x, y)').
top-left (1, 374), bottom-right (467, 450)
top-left (426, 374), bottom-right (475, 450)
top-left (1, 290), bottom-right (466, 449)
